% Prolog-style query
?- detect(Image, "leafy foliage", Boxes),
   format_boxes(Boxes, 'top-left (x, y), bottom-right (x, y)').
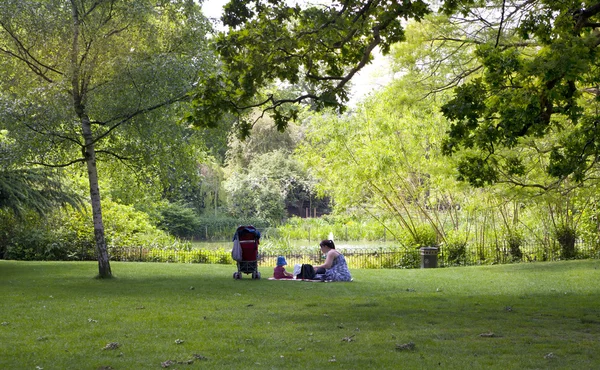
top-left (1, 200), bottom-right (187, 260)
top-left (438, 1), bottom-right (600, 187)
top-left (0, 168), bottom-right (83, 219)
top-left (225, 149), bottom-right (314, 223)
top-left (195, 215), bottom-right (269, 240)
top-left (188, 0), bottom-right (432, 135)
top-left (298, 71), bottom-right (457, 244)
top-left (156, 202), bottom-right (201, 238)
top-left (0, 0), bottom-right (213, 276)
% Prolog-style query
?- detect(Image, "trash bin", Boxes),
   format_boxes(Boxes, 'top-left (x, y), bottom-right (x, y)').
top-left (420, 247), bottom-right (439, 268)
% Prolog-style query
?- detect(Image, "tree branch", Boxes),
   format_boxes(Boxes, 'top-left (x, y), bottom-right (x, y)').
top-left (0, 21), bottom-right (64, 81)
top-left (95, 149), bottom-right (133, 162)
top-left (26, 158), bottom-right (87, 168)
top-left (92, 93), bottom-right (190, 145)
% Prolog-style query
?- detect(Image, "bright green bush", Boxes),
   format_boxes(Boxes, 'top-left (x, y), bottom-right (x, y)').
top-left (1, 209), bottom-right (90, 261)
top-left (1, 200), bottom-right (189, 261)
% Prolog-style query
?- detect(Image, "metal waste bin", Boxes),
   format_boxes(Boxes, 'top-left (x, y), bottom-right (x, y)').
top-left (420, 247), bottom-right (439, 268)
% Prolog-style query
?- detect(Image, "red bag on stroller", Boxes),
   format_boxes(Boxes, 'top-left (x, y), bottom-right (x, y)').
top-left (232, 225), bottom-right (261, 280)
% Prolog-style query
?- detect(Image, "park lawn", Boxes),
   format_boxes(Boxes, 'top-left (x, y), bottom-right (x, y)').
top-left (1, 260), bottom-right (600, 369)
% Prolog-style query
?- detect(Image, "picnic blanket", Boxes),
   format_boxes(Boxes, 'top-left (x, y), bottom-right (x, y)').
top-left (268, 277), bottom-right (323, 282)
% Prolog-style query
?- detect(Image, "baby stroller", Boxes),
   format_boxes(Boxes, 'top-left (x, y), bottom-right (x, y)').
top-left (232, 225), bottom-right (261, 279)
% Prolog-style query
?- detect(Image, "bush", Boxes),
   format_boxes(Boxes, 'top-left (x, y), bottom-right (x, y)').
top-left (1, 210), bottom-right (91, 261)
top-left (1, 200), bottom-right (190, 261)
top-left (398, 224), bottom-right (437, 249)
top-left (157, 202), bottom-right (201, 238)
top-left (555, 225), bottom-right (577, 259)
top-left (507, 234), bottom-right (523, 261)
top-left (395, 247), bottom-right (421, 269)
top-left (445, 242), bottom-right (468, 266)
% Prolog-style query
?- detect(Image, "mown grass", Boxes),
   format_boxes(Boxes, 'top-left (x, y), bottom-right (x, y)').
top-left (1, 260), bottom-right (600, 369)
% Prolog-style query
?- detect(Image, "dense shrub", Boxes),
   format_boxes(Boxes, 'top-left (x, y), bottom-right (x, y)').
top-left (507, 234), bottom-right (523, 261)
top-left (555, 226), bottom-right (577, 259)
top-left (0, 209), bottom-right (91, 260)
top-left (157, 202), bottom-right (201, 238)
top-left (1, 200), bottom-right (189, 261)
top-left (445, 242), bottom-right (468, 266)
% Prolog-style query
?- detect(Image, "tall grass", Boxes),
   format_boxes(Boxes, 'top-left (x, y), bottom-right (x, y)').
top-left (2, 260), bottom-right (600, 369)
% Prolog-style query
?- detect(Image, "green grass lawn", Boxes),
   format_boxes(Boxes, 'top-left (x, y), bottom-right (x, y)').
top-left (1, 260), bottom-right (600, 369)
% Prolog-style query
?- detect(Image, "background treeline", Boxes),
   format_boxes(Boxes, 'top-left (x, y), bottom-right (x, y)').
top-left (2, 2), bottom-right (600, 266)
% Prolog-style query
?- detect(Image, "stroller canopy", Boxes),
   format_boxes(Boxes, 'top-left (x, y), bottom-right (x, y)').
top-left (234, 225), bottom-right (261, 241)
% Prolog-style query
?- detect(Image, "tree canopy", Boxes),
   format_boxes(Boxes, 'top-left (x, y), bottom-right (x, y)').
top-left (187, 0), bottom-right (436, 136)
top-left (436, 0), bottom-right (600, 188)
top-left (188, 0), bottom-right (600, 191)
top-left (0, 0), bottom-right (212, 277)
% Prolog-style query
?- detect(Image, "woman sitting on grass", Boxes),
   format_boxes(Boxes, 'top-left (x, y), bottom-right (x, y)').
top-left (314, 239), bottom-right (352, 282)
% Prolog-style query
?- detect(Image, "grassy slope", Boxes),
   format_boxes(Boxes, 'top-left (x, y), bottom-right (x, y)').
top-left (1, 260), bottom-right (600, 369)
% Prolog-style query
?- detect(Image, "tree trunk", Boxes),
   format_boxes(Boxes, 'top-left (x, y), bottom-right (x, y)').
top-left (81, 117), bottom-right (112, 278)
top-left (71, 1), bottom-right (111, 278)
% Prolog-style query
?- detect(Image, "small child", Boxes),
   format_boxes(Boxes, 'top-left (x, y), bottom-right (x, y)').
top-left (273, 256), bottom-right (293, 279)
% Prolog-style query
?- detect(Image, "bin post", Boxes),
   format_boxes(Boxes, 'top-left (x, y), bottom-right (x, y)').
top-left (420, 247), bottom-right (439, 268)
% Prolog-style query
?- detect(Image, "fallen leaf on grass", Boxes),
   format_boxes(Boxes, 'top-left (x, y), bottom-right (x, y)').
top-left (479, 332), bottom-right (501, 338)
top-left (341, 335), bottom-right (355, 342)
top-left (175, 339), bottom-right (184, 344)
top-left (395, 342), bottom-right (415, 351)
top-left (102, 342), bottom-right (121, 351)
top-left (161, 360), bottom-right (175, 368)
top-left (544, 352), bottom-right (556, 359)
top-left (161, 356), bottom-right (205, 367)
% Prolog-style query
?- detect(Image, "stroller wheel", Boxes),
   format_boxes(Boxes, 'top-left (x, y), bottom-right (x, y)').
top-left (256, 272), bottom-right (261, 280)
top-left (233, 272), bottom-right (241, 279)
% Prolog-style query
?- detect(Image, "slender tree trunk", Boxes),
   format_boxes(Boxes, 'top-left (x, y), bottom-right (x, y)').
top-left (81, 117), bottom-right (112, 278)
top-left (71, 0), bottom-right (111, 278)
